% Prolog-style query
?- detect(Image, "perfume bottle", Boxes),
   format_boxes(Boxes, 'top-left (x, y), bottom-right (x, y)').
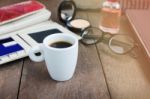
top-left (99, 0), bottom-right (121, 34)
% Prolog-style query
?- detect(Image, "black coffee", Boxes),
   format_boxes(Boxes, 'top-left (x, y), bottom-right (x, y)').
top-left (50, 41), bottom-right (72, 48)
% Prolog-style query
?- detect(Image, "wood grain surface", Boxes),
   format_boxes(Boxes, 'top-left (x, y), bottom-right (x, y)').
top-left (86, 11), bottom-right (150, 99)
top-left (0, 0), bottom-right (150, 99)
top-left (0, 59), bottom-right (23, 99)
top-left (18, 10), bottom-right (110, 99)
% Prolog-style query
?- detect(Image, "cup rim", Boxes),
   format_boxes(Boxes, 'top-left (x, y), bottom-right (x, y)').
top-left (43, 33), bottom-right (78, 51)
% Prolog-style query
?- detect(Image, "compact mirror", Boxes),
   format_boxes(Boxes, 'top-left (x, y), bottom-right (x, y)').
top-left (58, 0), bottom-right (76, 23)
top-left (58, 0), bottom-right (91, 34)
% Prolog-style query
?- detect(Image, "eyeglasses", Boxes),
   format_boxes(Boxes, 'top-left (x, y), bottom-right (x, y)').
top-left (81, 27), bottom-right (137, 55)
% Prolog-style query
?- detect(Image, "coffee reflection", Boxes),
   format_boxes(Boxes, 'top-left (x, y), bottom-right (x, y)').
top-left (49, 41), bottom-right (72, 48)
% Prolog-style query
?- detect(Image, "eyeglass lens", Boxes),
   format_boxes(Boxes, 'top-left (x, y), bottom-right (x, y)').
top-left (109, 35), bottom-right (135, 54)
top-left (81, 28), bottom-right (103, 45)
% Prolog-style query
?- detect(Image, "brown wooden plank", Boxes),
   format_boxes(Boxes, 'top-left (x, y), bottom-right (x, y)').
top-left (18, 11), bottom-right (110, 99)
top-left (0, 0), bottom-right (26, 99)
top-left (0, 59), bottom-right (23, 99)
top-left (87, 11), bottom-right (150, 99)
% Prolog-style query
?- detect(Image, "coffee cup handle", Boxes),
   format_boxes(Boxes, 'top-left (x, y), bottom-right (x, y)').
top-left (29, 45), bottom-right (44, 62)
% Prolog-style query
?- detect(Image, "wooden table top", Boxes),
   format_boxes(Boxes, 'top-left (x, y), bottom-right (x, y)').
top-left (0, 0), bottom-right (150, 99)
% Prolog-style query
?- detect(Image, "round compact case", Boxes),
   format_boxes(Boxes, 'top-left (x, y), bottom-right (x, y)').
top-left (58, 0), bottom-right (91, 34)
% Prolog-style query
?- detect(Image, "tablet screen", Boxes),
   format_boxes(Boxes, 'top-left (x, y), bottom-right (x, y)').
top-left (29, 29), bottom-right (62, 43)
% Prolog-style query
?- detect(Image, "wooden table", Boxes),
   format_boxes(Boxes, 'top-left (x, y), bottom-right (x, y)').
top-left (0, 0), bottom-right (150, 99)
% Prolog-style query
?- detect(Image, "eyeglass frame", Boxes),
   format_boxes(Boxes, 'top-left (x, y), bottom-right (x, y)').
top-left (80, 27), bottom-right (138, 55)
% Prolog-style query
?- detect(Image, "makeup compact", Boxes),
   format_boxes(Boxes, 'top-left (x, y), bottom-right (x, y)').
top-left (58, 0), bottom-right (91, 34)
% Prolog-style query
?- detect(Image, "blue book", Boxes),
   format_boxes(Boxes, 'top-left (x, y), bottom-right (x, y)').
top-left (0, 37), bottom-right (24, 57)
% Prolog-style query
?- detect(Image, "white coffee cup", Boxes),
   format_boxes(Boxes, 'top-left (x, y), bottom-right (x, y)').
top-left (29, 33), bottom-right (78, 81)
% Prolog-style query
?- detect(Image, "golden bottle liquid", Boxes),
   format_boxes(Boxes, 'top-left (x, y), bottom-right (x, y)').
top-left (99, 0), bottom-right (121, 34)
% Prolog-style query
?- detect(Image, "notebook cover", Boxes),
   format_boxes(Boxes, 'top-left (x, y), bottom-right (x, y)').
top-left (126, 9), bottom-right (150, 58)
top-left (0, 1), bottom-right (45, 25)
top-left (0, 9), bottom-right (51, 35)
top-left (0, 37), bottom-right (23, 57)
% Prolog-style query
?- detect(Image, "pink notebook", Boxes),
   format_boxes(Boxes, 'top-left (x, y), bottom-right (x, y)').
top-left (126, 9), bottom-right (150, 59)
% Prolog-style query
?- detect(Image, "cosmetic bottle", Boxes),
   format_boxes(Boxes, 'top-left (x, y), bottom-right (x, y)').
top-left (99, 0), bottom-right (121, 34)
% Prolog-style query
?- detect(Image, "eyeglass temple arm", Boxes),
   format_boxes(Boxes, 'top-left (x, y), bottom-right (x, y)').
top-left (82, 35), bottom-right (101, 39)
top-left (83, 35), bottom-right (134, 47)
